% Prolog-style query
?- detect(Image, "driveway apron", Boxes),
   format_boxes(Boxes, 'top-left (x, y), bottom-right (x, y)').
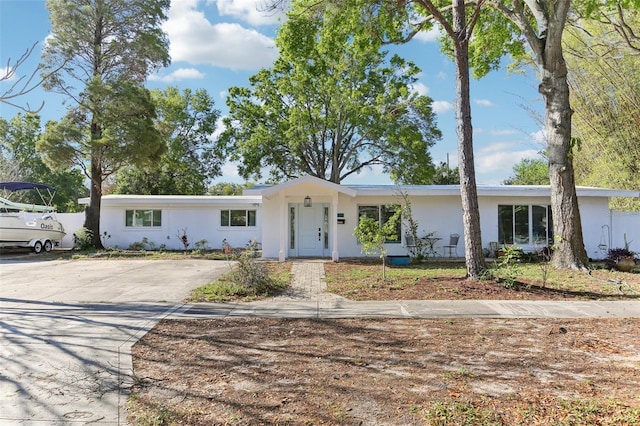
top-left (0, 258), bottom-right (230, 425)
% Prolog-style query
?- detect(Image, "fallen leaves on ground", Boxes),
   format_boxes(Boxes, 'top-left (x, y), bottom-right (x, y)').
top-left (129, 317), bottom-right (640, 425)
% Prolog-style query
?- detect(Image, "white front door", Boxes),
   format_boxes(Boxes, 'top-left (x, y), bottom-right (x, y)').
top-left (290, 203), bottom-right (329, 257)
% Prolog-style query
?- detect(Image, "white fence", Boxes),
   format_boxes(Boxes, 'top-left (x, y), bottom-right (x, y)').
top-left (57, 213), bottom-right (85, 248)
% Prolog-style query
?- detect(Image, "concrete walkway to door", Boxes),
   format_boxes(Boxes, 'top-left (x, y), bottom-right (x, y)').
top-left (269, 260), bottom-right (342, 301)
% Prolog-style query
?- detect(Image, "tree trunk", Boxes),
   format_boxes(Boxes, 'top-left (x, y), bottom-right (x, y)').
top-left (539, 16), bottom-right (588, 270)
top-left (84, 157), bottom-right (104, 249)
top-left (453, 0), bottom-right (486, 279)
top-left (84, 120), bottom-right (104, 250)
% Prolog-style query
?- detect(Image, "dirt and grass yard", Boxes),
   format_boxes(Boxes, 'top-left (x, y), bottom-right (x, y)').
top-left (128, 259), bottom-right (640, 425)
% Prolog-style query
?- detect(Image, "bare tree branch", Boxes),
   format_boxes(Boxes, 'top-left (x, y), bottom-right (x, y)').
top-left (1, 42), bottom-right (47, 113)
top-left (1, 41), bottom-right (67, 114)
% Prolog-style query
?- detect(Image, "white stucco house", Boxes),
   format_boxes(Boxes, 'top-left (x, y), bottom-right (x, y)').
top-left (83, 176), bottom-right (639, 261)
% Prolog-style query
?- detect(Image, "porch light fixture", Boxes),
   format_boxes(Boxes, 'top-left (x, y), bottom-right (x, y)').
top-left (304, 195), bottom-right (312, 207)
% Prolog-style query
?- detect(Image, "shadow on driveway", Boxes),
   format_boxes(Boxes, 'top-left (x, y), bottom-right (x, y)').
top-left (0, 258), bottom-right (229, 424)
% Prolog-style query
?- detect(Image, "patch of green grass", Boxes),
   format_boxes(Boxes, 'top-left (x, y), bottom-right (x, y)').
top-left (325, 261), bottom-right (468, 295)
top-left (325, 259), bottom-right (640, 299)
top-left (326, 401), bottom-right (348, 420)
top-left (425, 399), bottom-right (502, 426)
top-left (187, 262), bottom-right (291, 302)
top-left (188, 279), bottom-right (249, 301)
top-left (127, 395), bottom-right (187, 426)
top-left (424, 397), bottom-right (640, 426)
top-left (65, 249), bottom-right (229, 261)
top-left (442, 367), bottom-right (474, 381)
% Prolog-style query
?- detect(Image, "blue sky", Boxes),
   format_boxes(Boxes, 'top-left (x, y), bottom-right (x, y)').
top-left (1, 0), bottom-right (546, 185)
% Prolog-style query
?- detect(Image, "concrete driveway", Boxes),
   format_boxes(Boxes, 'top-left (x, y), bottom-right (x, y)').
top-left (0, 256), bottom-right (230, 425)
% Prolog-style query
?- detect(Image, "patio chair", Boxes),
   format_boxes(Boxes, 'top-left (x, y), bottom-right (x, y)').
top-left (442, 233), bottom-right (460, 257)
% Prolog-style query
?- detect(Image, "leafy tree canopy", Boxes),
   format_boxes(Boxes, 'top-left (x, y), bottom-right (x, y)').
top-left (38, 80), bottom-right (165, 179)
top-left (503, 157), bottom-right (550, 186)
top-left (221, 0), bottom-right (441, 184)
top-left (431, 161), bottom-right (460, 184)
top-left (42, 0), bottom-right (170, 92)
top-left (0, 113), bottom-right (86, 211)
top-left (113, 87), bottom-right (222, 195)
top-left (565, 10), bottom-right (640, 211)
top-left (208, 182), bottom-right (254, 196)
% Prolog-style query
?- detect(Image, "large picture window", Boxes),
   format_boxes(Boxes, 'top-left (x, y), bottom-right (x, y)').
top-left (357, 205), bottom-right (401, 243)
top-left (221, 209), bottom-right (257, 227)
top-left (498, 205), bottom-right (553, 246)
top-left (125, 209), bottom-right (162, 227)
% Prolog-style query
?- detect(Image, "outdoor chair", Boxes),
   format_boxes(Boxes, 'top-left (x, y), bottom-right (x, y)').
top-left (442, 233), bottom-right (460, 257)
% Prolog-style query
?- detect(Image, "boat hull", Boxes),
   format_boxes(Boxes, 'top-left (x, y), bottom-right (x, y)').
top-left (0, 214), bottom-right (66, 247)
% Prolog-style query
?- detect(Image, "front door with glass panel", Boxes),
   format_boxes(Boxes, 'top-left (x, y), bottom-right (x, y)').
top-left (289, 203), bottom-right (329, 257)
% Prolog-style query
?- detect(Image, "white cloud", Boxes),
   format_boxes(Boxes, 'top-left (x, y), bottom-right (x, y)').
top-left (414, 25), bottom-right (441, 43)
top-left (211, 116), bottom-right (227, 141)
top-left (436, 71), bottom-right (447, 80)
top-left (149, 68), bottom-right (205, 82)
top-left (474, 141), bottom-right (539, 183)
top-left (474, 98), bottom-right (494, 107)
top-left (432, 100), bottom-right (453, 114)
top-left (489, 129), bottom-right (518, 136)
top-left (530, 129), bottom-right (547, 145)
top-left (341, 164), bottom-right (391, 185)
top-left (215, 0), bottom-right (285, 26)
top-left (411, 82), bottom-right (429, 96)
top-left (165, 0), bottom-right (278, 70)
top-left (220, 162), bottom-right (242, 181)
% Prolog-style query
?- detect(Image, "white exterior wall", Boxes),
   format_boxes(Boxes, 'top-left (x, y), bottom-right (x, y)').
top-left (479, 196), bottom-right (611, 258)
top-left (402, 195), bottom-right (464, 256)
top-left (261, 188), bottom-right (628, 260)
top-left (261, 192), bottom-right (466, 259)
top-left (610, 211), bottom-right (640, 254)
top-left (579, 198), bottom-right (612, 260)
top-left (335, 194), bottom-right (610, 259)
top-left (333, 194), bottom-right (464, 258)
top-left (63, 180), bottom-right (636, 259)
top-left (98, 197), bottom-right (261, 251)
top-left (260, 195), bottom-right (284, 259)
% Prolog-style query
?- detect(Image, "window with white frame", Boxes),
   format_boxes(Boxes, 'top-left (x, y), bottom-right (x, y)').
top-left (125, 209), bottom-right (162, 227)
top-left (357, 205), bottom-right (401, 243)
top-left (221, 209), bottom-right (257, 227)
top-left (498, 205), bottom-right (553, 246)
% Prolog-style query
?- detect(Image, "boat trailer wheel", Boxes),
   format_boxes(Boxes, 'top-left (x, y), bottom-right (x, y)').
top-left (32, 240), bottom-right (43, 254)
top-left (43, 240), bottom-right (53, 252)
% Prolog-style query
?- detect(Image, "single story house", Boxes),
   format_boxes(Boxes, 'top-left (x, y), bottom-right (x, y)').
top-left (91, 194), bottom-right (262, 251)
top-left (83, 176), bottom-right (639, 261)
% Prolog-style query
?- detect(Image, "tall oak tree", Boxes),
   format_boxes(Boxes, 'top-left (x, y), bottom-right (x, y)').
top-left (221, 3), bottom-right (441, 184)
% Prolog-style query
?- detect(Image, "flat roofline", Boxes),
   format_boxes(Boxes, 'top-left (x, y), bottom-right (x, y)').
top-left (79, 195), bottom-right (262, 205)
